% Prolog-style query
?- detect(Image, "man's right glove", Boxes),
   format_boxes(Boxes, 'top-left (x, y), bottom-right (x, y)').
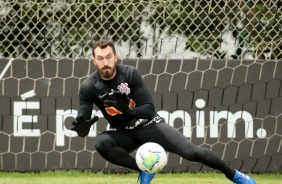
top-left (71, 115), bottom-right (99, 137)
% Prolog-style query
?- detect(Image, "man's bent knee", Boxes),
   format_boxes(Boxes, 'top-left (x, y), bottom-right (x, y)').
top-left (95, 133), bottom-right (116, 154)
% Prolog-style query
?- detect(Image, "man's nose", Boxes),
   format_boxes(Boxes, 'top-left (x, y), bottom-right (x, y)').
top-left (103, 59), bottom-right (109, 65)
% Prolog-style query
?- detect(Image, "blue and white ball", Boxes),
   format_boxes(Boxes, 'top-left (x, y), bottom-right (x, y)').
top-left (136, 142), bottom-right (167, 174)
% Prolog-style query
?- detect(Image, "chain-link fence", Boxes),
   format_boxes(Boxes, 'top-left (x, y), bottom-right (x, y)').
top-left (0, 0), bottom-right (281, 59)
top-left (0, 1), bottom-right (282, 174)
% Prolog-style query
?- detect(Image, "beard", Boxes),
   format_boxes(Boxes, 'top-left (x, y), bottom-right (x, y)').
top-left (98, 65), bottom-right (116, 80)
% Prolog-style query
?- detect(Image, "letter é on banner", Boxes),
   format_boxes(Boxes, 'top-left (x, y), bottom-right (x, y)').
top-left (13, 101), bottom-right (40, 136)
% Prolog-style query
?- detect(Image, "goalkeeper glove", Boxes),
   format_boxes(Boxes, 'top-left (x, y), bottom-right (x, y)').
top-left (104, 91), bottom-right (130, 113)
top-left (71, 115), bottom-right (99, 137)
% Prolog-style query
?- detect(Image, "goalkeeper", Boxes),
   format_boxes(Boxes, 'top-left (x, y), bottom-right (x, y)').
top-left (71, 40), bottom-right (256, 184)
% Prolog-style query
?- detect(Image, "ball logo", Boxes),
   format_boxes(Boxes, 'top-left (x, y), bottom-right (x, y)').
top-left (140, 151), bottom-right (161, 171)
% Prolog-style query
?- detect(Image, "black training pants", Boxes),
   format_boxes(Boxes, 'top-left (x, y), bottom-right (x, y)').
top-left (95, 121), bottom-right (235, 181)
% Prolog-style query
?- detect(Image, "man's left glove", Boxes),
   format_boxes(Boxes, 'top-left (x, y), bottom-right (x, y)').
top-left (104, 91), bottom-right (130, 113)
top-left (71, 115), bottom-right (99, 137)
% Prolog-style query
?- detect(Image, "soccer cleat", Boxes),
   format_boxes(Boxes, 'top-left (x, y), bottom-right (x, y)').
top-left (138, 172), bottom-right (156, 184)
top-left (233, 170), bottom-right (256, 184)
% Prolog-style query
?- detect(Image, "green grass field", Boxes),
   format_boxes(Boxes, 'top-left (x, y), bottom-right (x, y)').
top-left (0, 171), bottom-right (281, 184)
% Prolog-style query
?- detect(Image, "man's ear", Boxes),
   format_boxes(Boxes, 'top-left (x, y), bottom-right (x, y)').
top-left (92, 58), bottom-right (96, 65)
top-left (114, 54), bottom-right (118, 62)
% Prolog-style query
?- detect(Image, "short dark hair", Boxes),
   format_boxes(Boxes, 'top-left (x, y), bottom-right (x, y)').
top-left (92, 40), bottom-right (116, 58)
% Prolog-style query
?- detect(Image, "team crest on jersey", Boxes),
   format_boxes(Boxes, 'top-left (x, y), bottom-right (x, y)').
top-left (104, 82), bottom-right (135, 116)
top-left (117, 83), bottom-right (130, 95)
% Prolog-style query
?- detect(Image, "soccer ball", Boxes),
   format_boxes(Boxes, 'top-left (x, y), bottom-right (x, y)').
top-left (135, 142), bottom-right (167, 174)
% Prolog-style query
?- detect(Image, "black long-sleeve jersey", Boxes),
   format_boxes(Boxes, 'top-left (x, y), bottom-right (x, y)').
top-left (78, 64), bottom-right (157, 129)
